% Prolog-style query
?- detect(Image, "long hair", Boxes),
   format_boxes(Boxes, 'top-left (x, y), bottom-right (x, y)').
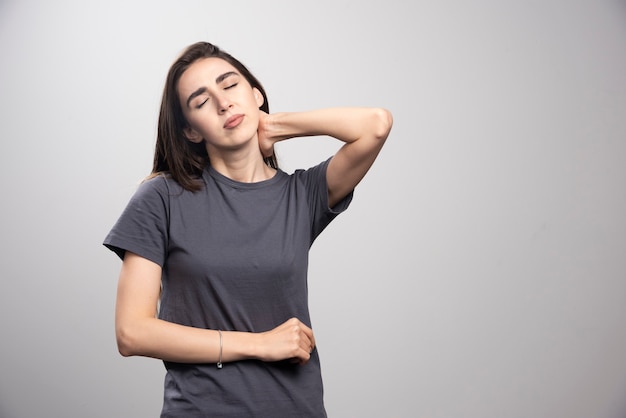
top-left (152, 42), bottom-right (277, 192)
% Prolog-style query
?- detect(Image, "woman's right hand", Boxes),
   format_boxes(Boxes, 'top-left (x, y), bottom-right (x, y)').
top-left (256, 318), bottom-right (316, 365)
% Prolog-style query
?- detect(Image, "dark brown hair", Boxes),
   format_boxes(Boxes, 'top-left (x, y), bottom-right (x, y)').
top-left (152, 42), bottom-right (277, 191)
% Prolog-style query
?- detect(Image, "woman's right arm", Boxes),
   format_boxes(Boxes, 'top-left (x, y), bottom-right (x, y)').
top-left (115, 252), bottom-right (316, 365)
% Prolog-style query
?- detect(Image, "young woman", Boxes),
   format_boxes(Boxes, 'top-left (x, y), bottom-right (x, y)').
top-left (104, 41), bottom-right (392, 417)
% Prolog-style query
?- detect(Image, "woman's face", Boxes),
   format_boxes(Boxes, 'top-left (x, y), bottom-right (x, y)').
top-left (177, 57), bottom-right (264, 153)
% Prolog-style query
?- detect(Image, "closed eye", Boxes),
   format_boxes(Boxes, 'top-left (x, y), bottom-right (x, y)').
top-left (196, 98), bottom-right (209, 109)
top-left (225, 83), bottom-right (238, 90)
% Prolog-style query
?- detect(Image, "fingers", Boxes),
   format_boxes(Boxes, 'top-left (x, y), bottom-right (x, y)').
top-left (288, 317), bottom-right (315, 355)
top-left (260, 317), bottom-right (316, 365)
top-left (281, 318), bottom-right (312, 364)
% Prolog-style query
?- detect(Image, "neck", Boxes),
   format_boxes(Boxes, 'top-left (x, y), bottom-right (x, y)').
top-left (206, 144), bottom-right (275, 183)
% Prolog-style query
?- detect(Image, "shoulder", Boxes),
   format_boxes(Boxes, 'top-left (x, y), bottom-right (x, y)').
top-left (124, 173), bottom-right (189, 212)
top-left (291, 158), bottom-right (331, 184)
top-left (136, 173), bottom-right (184, 197)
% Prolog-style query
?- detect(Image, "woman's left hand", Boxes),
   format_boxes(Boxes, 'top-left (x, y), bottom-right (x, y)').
top-left (257, 111), bottom-right (276, 158)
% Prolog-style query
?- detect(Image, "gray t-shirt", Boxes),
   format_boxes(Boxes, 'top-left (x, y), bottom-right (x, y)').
top-left (104, 158), bottom-right (352, 417)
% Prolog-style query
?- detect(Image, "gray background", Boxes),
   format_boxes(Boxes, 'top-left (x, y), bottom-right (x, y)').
top-left (1, 1), bottom-right (625, 417)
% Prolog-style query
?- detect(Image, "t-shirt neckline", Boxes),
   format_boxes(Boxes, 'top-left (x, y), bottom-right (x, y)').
top-left (205, 165), bottom-right (285, 189)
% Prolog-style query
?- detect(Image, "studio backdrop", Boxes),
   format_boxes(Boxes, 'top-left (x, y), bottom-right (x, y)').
top-left (0, 1), bottom-right (625, 417)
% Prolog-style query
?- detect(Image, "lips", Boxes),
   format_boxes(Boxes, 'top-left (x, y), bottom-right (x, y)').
top-left (223, 114), bottom-right (244, 129)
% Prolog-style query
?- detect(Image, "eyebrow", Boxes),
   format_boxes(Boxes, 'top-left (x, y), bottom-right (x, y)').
top-left (215, 71), bottom-right (238, 84)
top-left (185, 71), bottom-right (239, 108)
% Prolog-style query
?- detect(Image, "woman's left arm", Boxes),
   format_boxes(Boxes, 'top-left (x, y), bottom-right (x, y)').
top-left (259, 107), bottom-right (393, 207)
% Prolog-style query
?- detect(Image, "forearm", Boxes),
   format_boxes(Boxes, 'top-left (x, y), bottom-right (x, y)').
top-left (116, 253), bottom-right (316, 365)
top-left (266, 107), bottom-right (392, 144)
top-left (116, 317), bottom-right (257, 364)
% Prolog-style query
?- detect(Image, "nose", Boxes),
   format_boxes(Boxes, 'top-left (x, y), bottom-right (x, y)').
top-left (217, 94), bottom-right (232, 114)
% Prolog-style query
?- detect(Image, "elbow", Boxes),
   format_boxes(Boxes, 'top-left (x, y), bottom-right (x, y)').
top-left (116, 323), bottom-right (141, 357)
top-left (371, 108), bottom-right (393, 141)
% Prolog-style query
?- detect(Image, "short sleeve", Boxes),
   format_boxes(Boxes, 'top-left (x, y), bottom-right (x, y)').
top-left (296, 157), bottom-right (354, 242)
top-left (103, 177), bottom-right (170, 267)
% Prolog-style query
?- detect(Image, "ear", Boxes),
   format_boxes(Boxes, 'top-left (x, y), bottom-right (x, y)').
top-left (183, 126), bottom-right (203, 143)
top-left (253, 87), bottom-right (264, 108)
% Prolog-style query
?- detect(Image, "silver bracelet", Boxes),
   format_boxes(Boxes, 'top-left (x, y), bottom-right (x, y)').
top-left (217, 330), bottom-right (223, 369)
